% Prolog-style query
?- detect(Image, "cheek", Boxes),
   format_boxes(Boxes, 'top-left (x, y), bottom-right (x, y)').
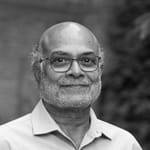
top-left (87, 70), bottom-right (101, 83)
top-left (43, 64), bottom-right (62, 82)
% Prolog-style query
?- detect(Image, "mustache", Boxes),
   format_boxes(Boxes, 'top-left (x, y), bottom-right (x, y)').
top-left (58, 77), bottom-right (91, 86)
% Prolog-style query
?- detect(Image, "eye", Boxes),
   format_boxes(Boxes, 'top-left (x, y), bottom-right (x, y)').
top-left (80, 56), bottom-right (96, 66)
top-left (82, 57), bottom-right (90, 62)
top-left (51, 56), bottom-right (70, 67)
top-left (51, 56), bottom-right (66, 62)
top-left (55, 57), bottom-right (65, 63)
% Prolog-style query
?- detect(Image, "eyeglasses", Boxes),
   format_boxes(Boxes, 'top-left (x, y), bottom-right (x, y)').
top-left (40, 54), bottom-right (102, 73)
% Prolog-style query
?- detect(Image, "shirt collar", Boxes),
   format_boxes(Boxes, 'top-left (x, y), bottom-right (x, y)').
top-left (31, 100), bottom-right (113, 140)
top-left (31, 100), bottom-right (60, 135)
top-left (88, 109), bottom-right (113, 140)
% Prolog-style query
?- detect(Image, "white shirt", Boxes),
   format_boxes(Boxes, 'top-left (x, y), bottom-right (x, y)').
top-left (0, 100), bottom-right (142, 150)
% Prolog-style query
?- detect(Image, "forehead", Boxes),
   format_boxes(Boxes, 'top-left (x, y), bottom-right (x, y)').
top-left (50, 45), bottom-right (98, 57)
top-left (40, 23), bottom-right (100, 56)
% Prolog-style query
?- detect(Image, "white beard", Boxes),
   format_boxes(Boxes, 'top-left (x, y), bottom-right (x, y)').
top-left (40, 77), bottom-right (101, 109)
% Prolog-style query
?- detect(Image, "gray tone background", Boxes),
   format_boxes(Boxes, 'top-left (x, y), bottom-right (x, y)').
top-left (0, 0), bottom-right (149, 149)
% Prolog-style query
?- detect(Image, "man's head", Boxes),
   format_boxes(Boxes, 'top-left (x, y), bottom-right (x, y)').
top-left (32, 22), bottom-right (104, 110)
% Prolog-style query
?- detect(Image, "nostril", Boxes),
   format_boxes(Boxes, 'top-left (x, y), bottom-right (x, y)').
top-left (68, 73), bottom-right (84, 79)
top-left (66, 61), bottom-right (84, 77)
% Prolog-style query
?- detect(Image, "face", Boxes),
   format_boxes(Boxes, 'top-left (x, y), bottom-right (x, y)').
top-left (39, 23), bottom-right (103, 110)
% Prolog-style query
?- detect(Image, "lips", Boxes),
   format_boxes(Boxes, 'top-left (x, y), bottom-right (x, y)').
top-left (58, 78), bottom-right (91, 86)
top-left (60, 84), bottom-right (89, 87)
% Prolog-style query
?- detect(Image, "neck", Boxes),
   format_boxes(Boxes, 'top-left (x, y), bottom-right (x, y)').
top-left (43, 100), bottom-right (90, 126)
top-left (43, 100), bottom-right (91, 148)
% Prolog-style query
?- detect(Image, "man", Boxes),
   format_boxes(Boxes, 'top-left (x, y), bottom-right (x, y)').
top-left (0, 22), bottom-right (142, 150)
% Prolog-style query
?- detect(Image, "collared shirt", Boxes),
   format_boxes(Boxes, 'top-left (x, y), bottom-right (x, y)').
top-left (0, 100), bottom-right (142, 150)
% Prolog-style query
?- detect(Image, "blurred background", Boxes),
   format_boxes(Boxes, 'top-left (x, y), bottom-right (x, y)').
top-left (0, 0), bottom-right (150, 149)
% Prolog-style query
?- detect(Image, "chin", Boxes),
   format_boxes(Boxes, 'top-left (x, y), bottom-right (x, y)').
top-left (54, 92), bottom-right (98, 109)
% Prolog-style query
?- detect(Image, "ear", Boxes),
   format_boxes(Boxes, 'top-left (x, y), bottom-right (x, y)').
top-left (99, 49), bottom-right (104, 72)
top-left (32, 61), bottom-right (42, 86)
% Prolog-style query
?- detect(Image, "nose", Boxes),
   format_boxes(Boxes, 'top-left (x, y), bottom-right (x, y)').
top-left (66, 60), bottom-right (84, 77)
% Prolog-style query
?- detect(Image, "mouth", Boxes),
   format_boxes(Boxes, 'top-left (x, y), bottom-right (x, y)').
top-left (60, 84), bottom-right (89, 87)
top-left (59, 84), bottom-right (91, 95)
top-left (59, 84), bottom-right (90, 91)
top-left (59, 84), bottom-right (90, 94)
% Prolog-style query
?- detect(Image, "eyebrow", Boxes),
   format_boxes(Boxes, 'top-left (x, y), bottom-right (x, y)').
top-left (50, 51), bottom-right (96, 56)
top-left (51, 51), bottom-right (70, 56)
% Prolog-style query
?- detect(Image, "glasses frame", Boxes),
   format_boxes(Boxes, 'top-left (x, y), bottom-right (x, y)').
top-left (40, 55), bottom-right (102, 73)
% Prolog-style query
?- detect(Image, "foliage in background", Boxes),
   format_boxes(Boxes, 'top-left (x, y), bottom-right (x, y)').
top-left (0, 0), bottom-right (149, 149)
top-left (98, 0), bottom-right (150, 149)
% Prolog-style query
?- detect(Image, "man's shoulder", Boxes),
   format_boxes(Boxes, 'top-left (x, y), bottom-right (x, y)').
top-left (97, 119), bottom-right (138, 142)
top-left (0, 113), bottom-right (32, 137)
top-left (0, 114), bottom-right (34, 150)
top-left (94, 119), bottom-right (142, 150)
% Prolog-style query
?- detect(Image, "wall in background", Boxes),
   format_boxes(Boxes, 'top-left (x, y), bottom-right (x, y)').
top-left (0, 0), bottom-right (114, 123)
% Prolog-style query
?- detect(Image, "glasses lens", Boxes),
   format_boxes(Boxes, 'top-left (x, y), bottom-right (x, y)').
top-left (48, 53), bottom-right (99, 72)
top-left (79, 55), bottom-right (98, 71)
top-left (50, 55), bottom-right (71, 72)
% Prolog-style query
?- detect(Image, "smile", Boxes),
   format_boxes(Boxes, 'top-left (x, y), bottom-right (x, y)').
top-left (60, 84), bottom-right (89, 87)
top-left (59, 85), bottom-right (90, 93)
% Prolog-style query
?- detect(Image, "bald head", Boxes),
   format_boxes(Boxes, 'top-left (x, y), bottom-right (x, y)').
top-left (39, 22), bottom-right (100, 56)
top-left (32, 22), bottom-right (103, 85)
